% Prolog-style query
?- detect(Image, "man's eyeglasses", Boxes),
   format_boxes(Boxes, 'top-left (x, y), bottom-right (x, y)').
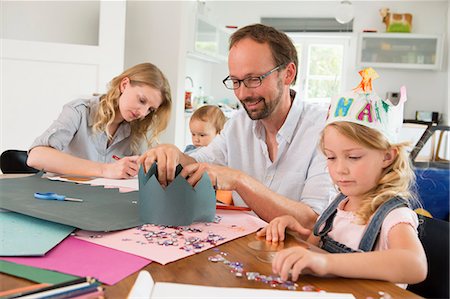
top-left (222, 64), bottom-right (284, 90)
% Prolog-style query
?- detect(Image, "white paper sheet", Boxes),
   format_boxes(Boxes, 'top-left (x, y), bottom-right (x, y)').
top-left (47, 176), bottom-right (138, 192)
top-left (127, 271), bottom-right (356, 299)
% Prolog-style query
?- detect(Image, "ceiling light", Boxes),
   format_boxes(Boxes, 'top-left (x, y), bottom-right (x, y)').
top-left (335, 0), bottom-right (354, 24)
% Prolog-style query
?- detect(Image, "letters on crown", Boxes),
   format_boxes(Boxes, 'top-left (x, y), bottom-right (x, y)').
top-left (326, 68), bottom-right (406, 143)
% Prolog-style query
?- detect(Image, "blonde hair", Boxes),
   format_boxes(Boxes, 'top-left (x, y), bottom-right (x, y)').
top-left (320, 122), bottom-right (418, 224)
top-left (93, 63), bottom-right (172, 153)
top-left (190, 105), bottom-right (227, 134)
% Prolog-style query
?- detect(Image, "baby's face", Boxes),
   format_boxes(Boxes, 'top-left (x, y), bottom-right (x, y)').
top-left (190, 119), bottom-right (217, 147)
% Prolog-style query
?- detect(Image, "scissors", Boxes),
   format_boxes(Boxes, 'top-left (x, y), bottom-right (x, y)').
top-left (34, 192), bottom-right (83, 202)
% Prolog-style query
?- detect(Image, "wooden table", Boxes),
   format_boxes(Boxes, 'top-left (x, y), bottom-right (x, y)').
top-left (1, 233), bottom-right (422, 299)
top-left (0, 174), bottom-right (422, 298)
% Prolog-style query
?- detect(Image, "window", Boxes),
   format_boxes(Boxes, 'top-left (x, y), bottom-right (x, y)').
top-left (288, 34), bottom-right (350, 103)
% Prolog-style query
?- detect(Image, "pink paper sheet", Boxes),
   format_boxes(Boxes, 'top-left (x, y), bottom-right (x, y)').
top-left (1, 237), bottom-right (151, 285)
top-left (75, 210), bottom-right (267, 265)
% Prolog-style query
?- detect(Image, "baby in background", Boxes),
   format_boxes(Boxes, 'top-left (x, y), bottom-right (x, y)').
top-left (184, 105), bottom-right (232, 204)
top-left (184, 105), bottom-right (227, 154)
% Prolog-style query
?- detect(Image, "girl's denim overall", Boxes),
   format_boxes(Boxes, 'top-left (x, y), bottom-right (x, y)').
top-left (313, 193), bottom-right (409, 253)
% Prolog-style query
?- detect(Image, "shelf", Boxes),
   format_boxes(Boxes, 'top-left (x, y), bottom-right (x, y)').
top-left (187, 50), bottom-right (222, 63)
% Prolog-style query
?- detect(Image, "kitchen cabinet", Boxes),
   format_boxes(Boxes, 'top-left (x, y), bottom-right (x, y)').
top-left (188, 15), bottom-right (230, 62)
top-left (357, 33), bottom-right (443, 70)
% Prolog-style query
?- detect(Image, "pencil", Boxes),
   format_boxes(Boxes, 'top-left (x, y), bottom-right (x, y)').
top-left (7, 277), bottom-right (93, 299)
top-left (19, 282), bottom-right (100, 299)
top-left (44, 284), bottom-right (102, 299)
top-left (0, 284), bottom-right (50, 298)
top-left (69, 288), bottom-right (104, 299)
top-left (216, 205), bottom-right (252, 211)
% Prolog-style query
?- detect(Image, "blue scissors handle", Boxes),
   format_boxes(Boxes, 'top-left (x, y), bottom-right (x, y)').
top-left (34, 192), bottom-right (66, 201)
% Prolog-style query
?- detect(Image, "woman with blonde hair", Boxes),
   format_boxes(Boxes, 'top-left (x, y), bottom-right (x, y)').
top-left (28, 63), bottom-right (171, 179)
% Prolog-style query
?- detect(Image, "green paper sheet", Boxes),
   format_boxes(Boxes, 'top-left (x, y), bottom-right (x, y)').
top-left (0, 211), bottom-right (74, 256)
top-left (138, 164), bottom-right (216, 226)
top-left (0, 173), bottom-right (141, 231)
top-left (0, 260), bottom-right (79, 284)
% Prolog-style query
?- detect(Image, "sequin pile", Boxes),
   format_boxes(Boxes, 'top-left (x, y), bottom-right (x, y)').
top-left (115, 215), bottom-right (226, 252)
top-left (208, 249), bottom-right (298, 291)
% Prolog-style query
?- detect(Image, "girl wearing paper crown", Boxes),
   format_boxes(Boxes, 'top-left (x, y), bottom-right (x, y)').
top-left (257, 68), bottom-right (427, 287)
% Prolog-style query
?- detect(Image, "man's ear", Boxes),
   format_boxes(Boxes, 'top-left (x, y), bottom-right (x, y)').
top-left (284, 62), bottom-right (296, 85)
top-left (382, 148), bottom-right (397, 168)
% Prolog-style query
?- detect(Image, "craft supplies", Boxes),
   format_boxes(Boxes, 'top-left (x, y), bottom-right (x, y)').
top-left (74, 210), bottom-right (266, 265)
top-left (34, 192), bottom-right (83, 202)
top-left (208, 250), bottom-right (298, 291)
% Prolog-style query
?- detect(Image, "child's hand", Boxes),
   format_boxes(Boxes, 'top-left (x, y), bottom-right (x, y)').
top-left (272, 247), bottom-right (328, 281)
top-left (256, 215), bottom-right (310, 242)
top-left (102, 156), bottom-right (139, 179)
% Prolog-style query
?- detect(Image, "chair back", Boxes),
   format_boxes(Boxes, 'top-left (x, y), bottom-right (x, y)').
top-left (0, 150), bottom-right (39, 174)
top-left (407, 215), bottom-right (449, 298)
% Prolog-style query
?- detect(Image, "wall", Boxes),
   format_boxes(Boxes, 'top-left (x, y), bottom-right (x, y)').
top-left (204, 0), bottom-right (449, 124)
top-left (0, 1), bottom-right (126, 155)
top-left (1, 1), bottom-right (100, 45)
top-left (124, 1), bottom-right (194, 148)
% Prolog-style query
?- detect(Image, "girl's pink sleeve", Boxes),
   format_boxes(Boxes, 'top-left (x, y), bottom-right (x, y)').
top-left (378, 207), bottom-right (419, 250)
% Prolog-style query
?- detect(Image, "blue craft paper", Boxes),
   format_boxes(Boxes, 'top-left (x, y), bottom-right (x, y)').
top-left (138, 164), bottom-right (216, 226)
top-left (0, 211), bottom-right (74, 256)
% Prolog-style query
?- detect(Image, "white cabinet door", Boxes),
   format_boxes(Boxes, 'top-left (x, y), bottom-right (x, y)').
top-left (195, 17), bottom-right (218, 57)
top-left (357, 33), bottom-right (443, 70)
top-left (189, 15), bottom-right (230, 63)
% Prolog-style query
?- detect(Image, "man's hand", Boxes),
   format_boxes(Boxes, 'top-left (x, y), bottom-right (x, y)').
top-left (138, 144), bottom-right (185, 187)
top-left (181, 163), bottom-right (242, 190)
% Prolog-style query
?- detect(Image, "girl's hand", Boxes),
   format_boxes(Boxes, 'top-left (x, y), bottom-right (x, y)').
top-left (256, 215), bottom-right (311, 242)
top-left (102, 155), bottom-right (139, 179)
top-left (272, 247), bottom-right (328, 281)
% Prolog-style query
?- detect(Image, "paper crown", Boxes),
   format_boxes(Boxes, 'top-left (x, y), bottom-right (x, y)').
top-left (138, 163), bottom-right (216, 226)
top-left (326, 68), bottom-right (406, 143)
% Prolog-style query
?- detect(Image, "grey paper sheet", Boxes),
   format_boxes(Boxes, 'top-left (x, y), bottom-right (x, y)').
top-left (0, 173), bottom-right (141, 231)
top-left (138, 163), bottom-right (216, 226)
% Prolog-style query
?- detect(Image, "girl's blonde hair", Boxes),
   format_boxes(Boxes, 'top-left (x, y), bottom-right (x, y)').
top-left (190, 105), bottom-right (227, 134)
top-left (320, 121), bottom-right (418, 224)
top-left (93, 63), bottom-right (172, 153)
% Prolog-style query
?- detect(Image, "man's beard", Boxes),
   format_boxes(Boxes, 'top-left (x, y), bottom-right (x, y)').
top-left (240, 79), bottom-right (284, 120)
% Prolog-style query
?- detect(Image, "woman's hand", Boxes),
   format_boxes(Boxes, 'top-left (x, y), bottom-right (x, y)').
top-left (102, 155), bottom-right (139, 179)
top-left (272, 247), bottom-right (329, 281)
top-left (256, 215), bottom-right (311, 242)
